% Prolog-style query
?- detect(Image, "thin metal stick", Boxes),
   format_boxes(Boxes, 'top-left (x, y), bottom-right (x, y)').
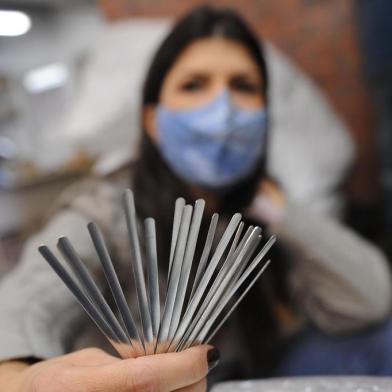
top-left (172, 213), bottom-right (242, 345)
top-left (57, 237), bottom-right (130, 346)
top-left (87, 222), bottom-right (141, 346)
top-left (227, 222), bottom-right (244, 260)
top-left (123, 189), bottom-right (153, 347)
top-left (38, 246), bottom-right (126, 352)
top-left (226, 235), bottom-right (275, 295)
top-left (178, 228), bottom-right (261, 349)
top-left (158, 204), bottom-right (193, 346)
top-left (168, 197), bottom-right (185, 278)
top-left (220, 235), bottom-right (262, 299)
top-left (168, 199), bottom-right (205, 343)
top-left (190, 238), bottom-right (276, 348)
top-left (203, 259), bottom-right (272, 345)
top-left (144, 218), bottom-right (160, 339)
top-left (189, 213), bottom-right (218, 300)
top-left (39, 193), bottom-right (277, 357)
top-left (184, 235), bottom-right (269, 349)
top-left (202, 225), bottom-right (254, 307)
top-left (184, 225), bottom-right (255, 338)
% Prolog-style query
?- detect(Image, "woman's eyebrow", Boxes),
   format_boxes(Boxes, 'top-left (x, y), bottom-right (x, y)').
top-left (174, 68), bottom-right (262, 83)
top-left (176, 70), bottom-right (210, 79)
top-left (229, 70), bottom-right (262, 80)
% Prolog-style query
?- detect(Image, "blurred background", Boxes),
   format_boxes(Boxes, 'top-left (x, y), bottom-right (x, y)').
top-left (0, 0), bottom-right (391, 275)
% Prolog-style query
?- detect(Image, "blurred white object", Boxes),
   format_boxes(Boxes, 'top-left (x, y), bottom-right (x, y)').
top-left (0, 3), bottom-right (102, 172)
top-left (23, 62), bottom-right (69, 94)
top-left (0, 10), bottom-right (31, 37)
top-left (0, 4), bottom-right (102, 235)
top-left (266, 43), bottom-right (355, 217)
top-left (60, 19), bottom-right (171, 160)
top-left (211, 377), bottom-right (392, 392)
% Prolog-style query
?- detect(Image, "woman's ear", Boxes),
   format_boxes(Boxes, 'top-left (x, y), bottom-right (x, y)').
top-left (143, 105), bottom-right (159, 143)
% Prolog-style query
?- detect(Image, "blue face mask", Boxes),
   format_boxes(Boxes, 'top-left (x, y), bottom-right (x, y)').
top-left (156, 90), bottom-right (267, 188)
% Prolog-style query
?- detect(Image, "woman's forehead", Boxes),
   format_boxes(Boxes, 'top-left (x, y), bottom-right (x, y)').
top-left (168, 37), bottom-right (261, 77)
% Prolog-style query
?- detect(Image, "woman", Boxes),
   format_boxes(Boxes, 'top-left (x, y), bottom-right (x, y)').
top-left (0, 5), bottom-right (391, 389)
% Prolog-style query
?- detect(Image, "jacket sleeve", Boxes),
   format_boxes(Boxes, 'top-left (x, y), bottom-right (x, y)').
top-left (270, 202), bottom-right (392, 334)
top-left (0, 178), bottom-right (122, 362)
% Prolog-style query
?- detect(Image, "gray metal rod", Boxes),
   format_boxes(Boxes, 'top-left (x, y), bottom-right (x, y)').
top-left (227, 221), bottom-right (244, 260)
top-left (185, 225), bottom-right (255, 336)
top-left (87, 222), bottom-right (141, 346)
top-left (203, 259), bottom-right (272, 345)
top-left (205, 225), bottom-right (254, 302)
top-left (189, 238), bottom-right (275, 348)
top-left (144, 218), bottom-right (160, 338)
top-left (57, 236), bottom-right (130, 345)
top-left (168, 197), bottom-right (185, 278)
top-left (178, 228), bottom-right (261, 349)
top-left (226, 235), bottom-right (275, 295)
top-left (172, 213), bottom-right (242, 344)
top-left (189, 213), bottom-right (219, 300)
top-left (168, 199), bottom-right (205, 342)
top-left (38, 246), bottom-right (129, 355)
top-left (158, 204), bottom-right (193, 346)
top-left (123, 189), bottom-right (153, 346)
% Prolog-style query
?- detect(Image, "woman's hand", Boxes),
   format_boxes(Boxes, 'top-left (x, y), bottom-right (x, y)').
top-left (0, 345), bottom-right (218, 392)
top-left (247, 179), bottom-right (286, 224)
top-left (257, 179), bottom-right (286, 208)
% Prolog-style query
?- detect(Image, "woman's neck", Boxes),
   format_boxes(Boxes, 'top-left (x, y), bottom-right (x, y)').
top-left (189, 185), bottom-right (220, 214)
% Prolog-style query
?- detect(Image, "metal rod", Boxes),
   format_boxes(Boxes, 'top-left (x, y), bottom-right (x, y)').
top-left (203, 259), bottom-right (272, 345)
top-left (202, 225), bottom-right (254, 308)
top-left (123, 189), bottom-right (153, 347)
top-left (227, 221), bottom-right (244, 260)
top-left (168, 197), bottom-right (185, 278)
top-left (144, 218), bottom-right (160, 339)
top-left (57, 236), bottom-right (130, 346)
top-left (168, 199), bottom-right (205, 344)
top-left (38, 245), bottom-right (130, 358)
top-left (158, 204), bottom-right (193, 347)
top-left (189, 213), bottom-right (218, 300)
top-left (39, 192), bottom-right (277, 357)
top-left (172, 213), bottom-right (242, 345)
top-left (87, 222), bottom-right (142, 352)
top-left (178, 227), bottom-right (261, 349)
top-left (188, 238), bottom-right (276, 348)
top-left (183, 225), bottom-right (255, 341)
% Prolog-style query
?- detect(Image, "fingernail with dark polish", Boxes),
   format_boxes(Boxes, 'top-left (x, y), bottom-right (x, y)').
top-left (207, 347), bottom-right (220, 372)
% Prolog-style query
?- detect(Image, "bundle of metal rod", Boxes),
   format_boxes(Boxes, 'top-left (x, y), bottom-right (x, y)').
top-left (38, 189), bottom-right (275, 358)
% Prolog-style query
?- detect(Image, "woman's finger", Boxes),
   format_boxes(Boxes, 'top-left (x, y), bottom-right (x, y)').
top-left (59, 347), bottom-right (119, 366)
top-left (81, 345), bottom-right (216, 392)
top-left (174, 378), bottom-right (207, 392)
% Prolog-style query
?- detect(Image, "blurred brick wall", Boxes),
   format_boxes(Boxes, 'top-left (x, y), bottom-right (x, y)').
top-left (99, 0), bottom-right (378, 204)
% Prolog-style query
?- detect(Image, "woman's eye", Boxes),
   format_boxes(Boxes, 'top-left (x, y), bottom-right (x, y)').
top-left (231, 78), bottom-right (260, 93)
top-left (180, 79), bottom-right (204, 92)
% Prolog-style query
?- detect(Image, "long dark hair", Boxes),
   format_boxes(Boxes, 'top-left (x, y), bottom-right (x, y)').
top-left (133, 5), bottom-right (291, 378)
